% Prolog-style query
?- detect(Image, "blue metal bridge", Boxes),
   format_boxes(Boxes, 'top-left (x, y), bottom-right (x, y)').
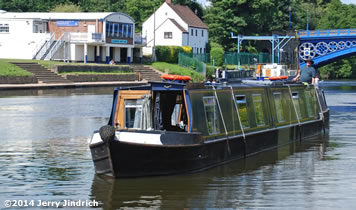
top-left (298, 29), bottom-right (356, 68)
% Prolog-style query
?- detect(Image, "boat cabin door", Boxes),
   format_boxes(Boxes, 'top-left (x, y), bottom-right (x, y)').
top-left (153, 91), bottom-right (188, 132)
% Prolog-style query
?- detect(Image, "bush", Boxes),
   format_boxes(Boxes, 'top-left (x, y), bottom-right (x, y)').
top-left (182, 46), bottom-right (192, 54)
top-left (210, 42), bottom-right (223, 49)
top-left (155, 46), bottom-right (191, 63)
top-left (210, 46), bottom-right (224, 66)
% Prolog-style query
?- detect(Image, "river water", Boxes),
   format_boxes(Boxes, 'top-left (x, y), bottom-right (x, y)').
top-left (0, 82), bottom-right (355, 209)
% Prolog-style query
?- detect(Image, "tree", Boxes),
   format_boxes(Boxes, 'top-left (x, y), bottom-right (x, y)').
top-left (79, 0), bottom-right (126, 12)
top-left (125, 0), bottom-right (162, 32)
top-left (51, 3), bottom-right (82, 12)
top-left (204, 0), bottom-right (306, 51)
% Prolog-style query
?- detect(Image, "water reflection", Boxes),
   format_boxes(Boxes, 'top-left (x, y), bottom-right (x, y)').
top-left (0, 89), bottom-right (113, 141)
top-left (90, 135), bottom-right (329, 209)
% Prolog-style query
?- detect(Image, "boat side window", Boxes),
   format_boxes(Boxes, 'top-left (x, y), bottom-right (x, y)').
top-left (292, 92), bottom-right (302, 119)
top-left (304, 90), bottom-right (315, 117)
top-left (273, 92), bottom-right (285, 122)
top-left (203, 96), bottom-right (220, 135)
top-left (252, 94), bottom-right (265, 126)
top-left (125, 99), bottom-right (144, 129)
top-left (235, 95), bottom-right (249, 128)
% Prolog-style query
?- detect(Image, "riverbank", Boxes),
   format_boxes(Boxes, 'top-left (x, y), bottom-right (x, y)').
top-left (0, 80), bottom-right (148, 90)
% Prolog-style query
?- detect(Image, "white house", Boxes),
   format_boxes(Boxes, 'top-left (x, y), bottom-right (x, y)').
top-left (0, 11), bottom-right (145, 63)
top-left (142, 0), bottom-right (208, 55)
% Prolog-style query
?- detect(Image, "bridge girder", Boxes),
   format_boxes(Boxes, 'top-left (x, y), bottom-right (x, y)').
top-left (298, 29), bottom-right (356, 68)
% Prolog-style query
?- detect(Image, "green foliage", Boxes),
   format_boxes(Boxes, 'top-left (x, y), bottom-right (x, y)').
top-left (156, 46), bottom-right (189, 63)
top-left (125, 0), bottom-right (162, 31)
top-left (204, 0), bottom-right (299, 50)
top-left (210, 46), bottom-right (224, 66)
top-left (318, 0), bottom-right (356, 29)
top-left (319, 58), bottom-right (355, 79)
top-left (210, 41), bottom-right (222, 49)
top-left (79, 0), bottom-right (126, 12)
top-left (152, 62), bottom-right (204, 82)
top-left (51, 3), bottom-right (82, 12)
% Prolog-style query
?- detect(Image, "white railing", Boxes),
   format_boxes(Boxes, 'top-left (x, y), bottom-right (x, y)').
top-left (68, 32), bottom-right (104, 43)
top-left (134, 33), bottom-right (147, 46)
top-left (32, 33), bottom-right (55, 60)
top-left (32, 33), bottom-right (51, 59)
top-left (46, 32), bottom-right (69, 60)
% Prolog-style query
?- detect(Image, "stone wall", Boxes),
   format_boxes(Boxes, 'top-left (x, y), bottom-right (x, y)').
top-left (55, 65), bottom-right (132, 73)
top-left (64, 74), bottom-right (138, 82)
top-left (0, 76), bottom-right (37, 84)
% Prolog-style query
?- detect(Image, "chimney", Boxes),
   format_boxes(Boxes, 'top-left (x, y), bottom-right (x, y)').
top-left (166, 0), bottom-right (172, 4)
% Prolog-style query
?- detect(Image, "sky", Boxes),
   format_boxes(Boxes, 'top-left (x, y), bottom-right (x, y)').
top-left (340, 0), bottom-right (356, 4)
top-left (196, 0), bottom-right (355, 7)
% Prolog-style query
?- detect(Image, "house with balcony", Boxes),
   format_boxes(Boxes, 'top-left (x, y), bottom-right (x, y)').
top-left (0, 11), bottom-right (146, 63)
top-left (142, 0), bottom-right (208, 55)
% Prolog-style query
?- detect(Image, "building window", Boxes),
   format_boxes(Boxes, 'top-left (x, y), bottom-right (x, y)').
top-left (123, 24), bottom-right (127, 38)
top-left (0, 24), bottom-right (9, 33)
top-left (202, 30), bottom-right (204, 37)
top-left (195, 29), bottom-right (197, 36)
top-left (164, 32), bottom-right (172, 39)
top-left (203, 96), bottom-right (220, 135)
top-left (191, 29), bottom-right (193, 36)
top-left (106, 21), bottom-right (133, 38)
top-left (236, 95), bottom-right (249, 128)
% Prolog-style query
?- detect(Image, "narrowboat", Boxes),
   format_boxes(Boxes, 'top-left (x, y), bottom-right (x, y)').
top-left (89, 73), bottom-right (329, 178)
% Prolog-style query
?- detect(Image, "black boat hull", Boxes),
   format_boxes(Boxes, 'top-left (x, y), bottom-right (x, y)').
top-left (90, 111), bottom-right (329, 178)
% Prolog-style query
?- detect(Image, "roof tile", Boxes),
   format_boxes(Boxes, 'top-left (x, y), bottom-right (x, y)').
top-left (167, 3), bottom-right (208, 29)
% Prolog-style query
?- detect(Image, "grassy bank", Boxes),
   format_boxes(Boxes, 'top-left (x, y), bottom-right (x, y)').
top-left (152, 62), bottom-right (204, 82)
top-left (59, 71), bottom-right (135, 75)
top-left (0, 60), bottom-right (33, 76)
top-left (1, 59), bottom-right (128, 69)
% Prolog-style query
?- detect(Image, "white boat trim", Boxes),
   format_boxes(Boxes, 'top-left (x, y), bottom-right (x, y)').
top-left (116, 131), bottom-right (162, 145)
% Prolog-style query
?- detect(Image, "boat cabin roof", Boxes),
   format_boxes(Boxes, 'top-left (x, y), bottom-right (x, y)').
top-left (116, 80), bottom-right (306, 92)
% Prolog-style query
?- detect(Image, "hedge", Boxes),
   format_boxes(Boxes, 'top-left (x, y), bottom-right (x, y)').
top-left (155, 46), bottom-right (192, 63)
top-left (210, 47), bottom-right (224, 66)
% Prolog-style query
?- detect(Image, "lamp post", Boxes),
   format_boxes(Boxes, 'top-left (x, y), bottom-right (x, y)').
top-left (289, 6), bottom-right (292, 30)
top-left (152, 7), bottom-right (156, 62)
top-left (306, 8), bottom-right (309, 35)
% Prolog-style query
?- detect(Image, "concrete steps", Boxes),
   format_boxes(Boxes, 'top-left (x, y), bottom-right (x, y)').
top-left (11, 62), bottom-right (72, 84)
top-left (130, 65), bottom-right (163, 82)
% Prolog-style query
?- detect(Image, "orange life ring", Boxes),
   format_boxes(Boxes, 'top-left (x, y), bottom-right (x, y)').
top-left (161, 74), bottom-right (191, 81)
